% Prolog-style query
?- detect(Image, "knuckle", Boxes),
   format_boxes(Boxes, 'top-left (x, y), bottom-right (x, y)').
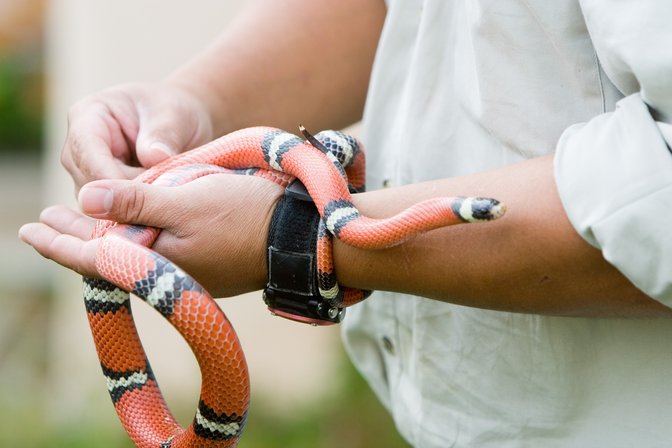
top-left (116, 185), bottom-right (147, 223)
top-left (67, 96), bottom-right (98, 127)
top-left (64, 128), bottom-right (87, 167)
top-left (60, 145), bottom-right (72, 169)
top-left (65, 133), bottom-right (80, 155)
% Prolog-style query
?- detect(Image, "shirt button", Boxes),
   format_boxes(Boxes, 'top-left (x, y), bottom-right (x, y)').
top-left (381, 336), bottom-right (395, 355)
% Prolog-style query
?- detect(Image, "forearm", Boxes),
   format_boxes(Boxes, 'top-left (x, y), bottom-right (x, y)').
top-left (334, 155), bottom-right (672, 318)
top-left (167, 0), bottom-right (386, 136)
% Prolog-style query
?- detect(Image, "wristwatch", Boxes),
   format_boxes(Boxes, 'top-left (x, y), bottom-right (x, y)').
top-left (263, 179), bottom-right (346, 325)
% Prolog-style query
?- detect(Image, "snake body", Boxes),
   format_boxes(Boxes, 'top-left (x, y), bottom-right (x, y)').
top-left (84, 126), bottom-right (505, 447)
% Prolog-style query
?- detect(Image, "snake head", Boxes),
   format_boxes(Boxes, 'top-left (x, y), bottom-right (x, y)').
top-left (455, 197), bottom-right (507, 222)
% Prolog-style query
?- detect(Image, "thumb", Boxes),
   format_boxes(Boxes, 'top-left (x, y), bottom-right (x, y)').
top-left (134, 113), bottom-right (183, 167)
top-left (79, 179), bottom-right (175, 228)
top-left (134, 97), bottom-right (212, 168)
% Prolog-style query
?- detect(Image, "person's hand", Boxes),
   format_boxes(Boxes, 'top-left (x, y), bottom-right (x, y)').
top-left (19, 173), bottom-right (284, 298)
top-left (62, 81), bottom-right (214, 193)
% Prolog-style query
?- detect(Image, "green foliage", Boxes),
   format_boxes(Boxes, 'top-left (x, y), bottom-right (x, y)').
top-left (0, 54), bottom-right (44, 153)
top-left (239, 355), bottom-right (409, 448)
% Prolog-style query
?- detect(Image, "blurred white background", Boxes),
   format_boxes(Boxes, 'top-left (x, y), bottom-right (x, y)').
top-left (0, 1), bottom-right (409, 447)
top-left (42, 0), bottom-right (342, 419)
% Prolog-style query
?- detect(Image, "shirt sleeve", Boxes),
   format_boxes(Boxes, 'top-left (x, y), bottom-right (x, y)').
top-left (554, 0), bottom-right (672, 305)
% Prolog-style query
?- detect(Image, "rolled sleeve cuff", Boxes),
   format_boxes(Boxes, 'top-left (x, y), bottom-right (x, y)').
top-left (554, 93), bottom-right (672, 305)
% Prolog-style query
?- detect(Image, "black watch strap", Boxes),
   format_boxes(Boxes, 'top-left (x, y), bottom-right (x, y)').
top-left (263, 179), bottom-right (346, 325)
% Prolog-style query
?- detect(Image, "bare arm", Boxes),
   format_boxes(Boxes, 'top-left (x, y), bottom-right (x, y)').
top-left (24, 0), bottom-right (670, 318)
top-left (335, 155), bottom-right (672, 318)
top-left (61, 0), bottom-right (385, 191)
top-left (22, 154), bottom-right (672, 318)
top-left (168, 0), bottom-right (386, 135)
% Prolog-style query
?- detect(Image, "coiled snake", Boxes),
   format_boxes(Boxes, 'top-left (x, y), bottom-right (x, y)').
top-left (83, 126), bottom-right (505, 447)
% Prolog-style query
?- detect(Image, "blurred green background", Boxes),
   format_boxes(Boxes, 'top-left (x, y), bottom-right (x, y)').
top-left (0, 1), bottom-right (408, 446)
top-left (0, 52), bottom-right (43, 153)
top-left (0, 335), bottom-right (406, 448)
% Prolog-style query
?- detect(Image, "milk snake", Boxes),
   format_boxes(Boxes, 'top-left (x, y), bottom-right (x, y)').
top-left (84, 126), bottom-right (505, 447)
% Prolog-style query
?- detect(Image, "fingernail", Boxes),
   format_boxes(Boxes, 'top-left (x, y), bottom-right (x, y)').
top-left (17, 224), bottom-right (31, 242)
top-left (79, 185), bottom-right (113, 217)
top-left (150, 142), bottom-right (175, 158)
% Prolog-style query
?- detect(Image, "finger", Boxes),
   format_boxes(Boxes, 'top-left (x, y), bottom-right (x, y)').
top-left (18, 222), bottom-right (100, 278)
top-left (75, 139), bottom-right (146, 184)
top-left (62, 150), bottom-right (144, 196)
top-left (62, 126), bottom-right (131, 196)
top-left (118, 164), bottom-right (146, 181)
top-left (134, 93), bottom-right (212, 167)
top-left (75, 132), bottom-right (126, 176)
top-left (63, 94), bottom-right (143, 191)
top-left (39, 205), bottom-right (97, 240)
top-left (78, 179), bottom-right (181, 228)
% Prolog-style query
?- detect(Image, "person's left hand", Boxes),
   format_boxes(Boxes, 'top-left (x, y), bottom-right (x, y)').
top-left (19, 173), bottom-right (284, 297)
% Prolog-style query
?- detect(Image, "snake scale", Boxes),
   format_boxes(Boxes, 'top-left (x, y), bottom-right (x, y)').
top-left (83, 126), bottom-right (505, 447)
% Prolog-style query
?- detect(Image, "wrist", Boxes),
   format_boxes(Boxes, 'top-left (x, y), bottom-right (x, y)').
top-left (331, 191), bottom-right (379, 291)
top-left (251, 182), bottom-right (285, 291)
top-left (263, 180), bottom-right (346, 325)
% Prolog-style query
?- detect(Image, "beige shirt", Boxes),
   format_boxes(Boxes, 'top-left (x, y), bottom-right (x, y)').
top-left (342, 1), bottom-right (672, 446)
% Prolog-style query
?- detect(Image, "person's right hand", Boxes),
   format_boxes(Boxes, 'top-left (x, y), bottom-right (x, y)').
top-left (61, 82), bottom-right (214, 193)
top-left (19, 172), bottom-right (285, 298)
